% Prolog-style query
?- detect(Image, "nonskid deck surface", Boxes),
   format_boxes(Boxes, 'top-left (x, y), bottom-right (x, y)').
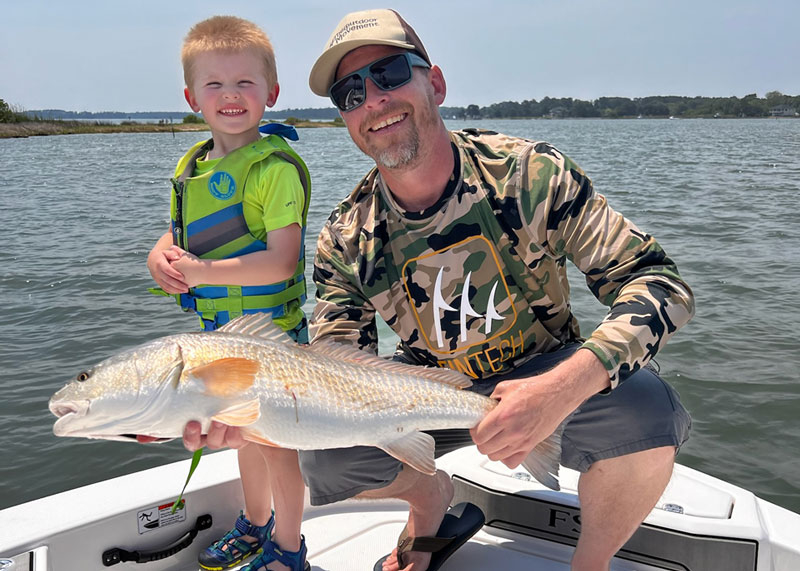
top-left (252, 501), bottom-right (666, 571)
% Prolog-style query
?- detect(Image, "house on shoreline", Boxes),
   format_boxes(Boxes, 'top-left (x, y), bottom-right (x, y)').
top-left (770, 105), bottom-right (798, 117)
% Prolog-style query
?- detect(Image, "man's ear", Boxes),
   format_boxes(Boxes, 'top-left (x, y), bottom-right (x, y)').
top-left (266, 82), bottom-right (280, 108)
top-left (429, 65), bottom-right (447, 106)
top-left (184, 87), bottom-right (200, 112)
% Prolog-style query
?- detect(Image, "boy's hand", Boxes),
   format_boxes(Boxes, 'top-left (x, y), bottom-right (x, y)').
top-left (148, 245), bottom-right (189, 293)
top-left (170, 249), bottom-right (206, 288)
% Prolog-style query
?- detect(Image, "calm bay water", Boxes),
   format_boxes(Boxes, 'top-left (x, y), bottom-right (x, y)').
top-left (1, 118), bottom-right (798, 515)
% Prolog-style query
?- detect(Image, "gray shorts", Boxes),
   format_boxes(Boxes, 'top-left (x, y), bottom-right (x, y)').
top-left (298, 344), bottom-right (692, 506)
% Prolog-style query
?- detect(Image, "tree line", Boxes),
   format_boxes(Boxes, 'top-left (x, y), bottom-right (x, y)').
top-left (441, 91), bottom-right (799, 119)
top-left (5, 92), bottom-right (798, 124)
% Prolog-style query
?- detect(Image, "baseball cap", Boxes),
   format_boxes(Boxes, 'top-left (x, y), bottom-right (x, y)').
top-left (309, 9), bottom-right (431, 97)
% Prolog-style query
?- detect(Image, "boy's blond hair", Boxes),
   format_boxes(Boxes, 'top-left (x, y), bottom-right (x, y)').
top-left (182, 16), bottom-right (277, 90)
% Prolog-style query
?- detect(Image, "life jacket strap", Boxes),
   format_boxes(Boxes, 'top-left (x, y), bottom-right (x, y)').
top-left (190, 280), bottom-right (306, 320)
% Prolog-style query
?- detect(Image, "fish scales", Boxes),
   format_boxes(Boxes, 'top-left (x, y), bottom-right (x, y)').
top-left (49, 314), bottom-right (562, 489)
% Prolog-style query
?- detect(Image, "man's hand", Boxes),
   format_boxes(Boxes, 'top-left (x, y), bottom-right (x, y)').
top-left (182, 420), bottom-right (246, 451)
top-left (136, 421), bottom-right (246, 450)
top-left (470, 376), bottom-right (574, 469)
top-left (470, 348), bottom-right (610, 468)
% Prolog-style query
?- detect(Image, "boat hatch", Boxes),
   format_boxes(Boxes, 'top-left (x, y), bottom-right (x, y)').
top-left (452, 474), bottom-right (758, 571)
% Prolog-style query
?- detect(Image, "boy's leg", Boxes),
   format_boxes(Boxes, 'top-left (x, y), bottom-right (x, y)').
top-left (260, 446), bottom-right (304, 552)
top-left (199, 444), bottom-right (274, 569)
top-left (239, 443), bottom-right (272, 528)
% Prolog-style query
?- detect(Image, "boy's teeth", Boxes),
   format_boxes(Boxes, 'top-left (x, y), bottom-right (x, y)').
top-left (371, 114), bottom-right (404, 131)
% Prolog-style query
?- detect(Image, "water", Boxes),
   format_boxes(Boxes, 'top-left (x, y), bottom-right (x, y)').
top-left (1, 118), bottom-right (798, 515)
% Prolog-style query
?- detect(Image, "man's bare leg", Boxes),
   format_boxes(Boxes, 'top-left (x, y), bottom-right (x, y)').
top-left (571, 446), bottom-right (675, 571)
top-left (360, 467), bottom-right (454, 571)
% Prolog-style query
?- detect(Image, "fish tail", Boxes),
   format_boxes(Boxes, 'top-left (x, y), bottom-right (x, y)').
top-left (521, 416), bottom-right (570, 491)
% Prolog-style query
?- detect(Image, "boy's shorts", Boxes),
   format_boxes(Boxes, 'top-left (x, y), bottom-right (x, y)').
top-left (298, 344), bottom-right (692, 506)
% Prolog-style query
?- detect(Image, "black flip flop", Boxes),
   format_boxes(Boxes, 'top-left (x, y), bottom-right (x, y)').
top-left (373, 502), bottom-right (485, 571)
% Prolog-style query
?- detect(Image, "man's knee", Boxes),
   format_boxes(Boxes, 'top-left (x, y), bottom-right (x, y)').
top-left (298, 447), bottom-right (403, 505)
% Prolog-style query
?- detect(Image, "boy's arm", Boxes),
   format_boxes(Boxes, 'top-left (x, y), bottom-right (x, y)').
top-left (147, 231), bottom-right (189, 293)
top-left (171, 223), bottom-right (302, 287)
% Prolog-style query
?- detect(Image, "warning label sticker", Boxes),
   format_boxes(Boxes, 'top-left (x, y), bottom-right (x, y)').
top-left (137, 501), bottom-right (187, 534)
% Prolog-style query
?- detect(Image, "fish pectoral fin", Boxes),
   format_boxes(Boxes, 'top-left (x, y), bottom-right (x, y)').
top-left (187, 358), bottom-right (258, 397)
top-left (240, 427), bottom-right (280, 447)
top-left (378, 432), bottom-right (436, 476)
top-left (211, 399), bottom-right (261, 427)
top-left (520, 418), bottom-right (567, 491)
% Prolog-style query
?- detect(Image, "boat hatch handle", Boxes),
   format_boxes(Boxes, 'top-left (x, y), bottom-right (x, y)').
top-left (101, 514), bottom-right (212, 566)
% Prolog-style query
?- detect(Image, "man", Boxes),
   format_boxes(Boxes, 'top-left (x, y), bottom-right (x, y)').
top-left (192, 8), bottom-right (694, 571)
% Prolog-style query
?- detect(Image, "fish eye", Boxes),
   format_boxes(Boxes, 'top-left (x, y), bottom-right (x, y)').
top-left (77, 371), bottom-right (91, 382)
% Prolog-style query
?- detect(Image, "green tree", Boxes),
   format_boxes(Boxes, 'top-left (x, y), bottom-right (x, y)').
top-left (765, 91), bottom-right (786, 107)
top-left (182, 113), bottom-right (204, 124)
top-left (465, 104), bottom-right (481, 119)
top-left (1, 99), bottom-right (16, 123)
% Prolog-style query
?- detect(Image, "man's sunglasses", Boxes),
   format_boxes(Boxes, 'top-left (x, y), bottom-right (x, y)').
top-left (328, 52), bottom-right (431, 112)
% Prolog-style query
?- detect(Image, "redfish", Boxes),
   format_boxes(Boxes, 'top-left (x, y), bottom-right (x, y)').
top-left (49, 314), bottom-right (561, 488)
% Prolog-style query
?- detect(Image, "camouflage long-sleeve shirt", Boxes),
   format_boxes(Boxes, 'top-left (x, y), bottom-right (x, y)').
top-left (311, 129), bottom-right (694, 389)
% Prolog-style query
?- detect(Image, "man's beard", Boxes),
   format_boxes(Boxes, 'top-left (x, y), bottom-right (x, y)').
top-left (358, 94), bottom-right (437, 170)
top-left (373, 130), bottom-right (420, 169)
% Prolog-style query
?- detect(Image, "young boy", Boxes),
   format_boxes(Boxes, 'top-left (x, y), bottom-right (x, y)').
top-left (146, 16), bottom-right (310, 571)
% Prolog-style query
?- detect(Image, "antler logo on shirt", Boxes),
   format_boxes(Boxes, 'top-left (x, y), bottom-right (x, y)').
top-left (432, 267), bottom-right (504, 348)
top-left (402, 235), bottom-right (517, 355)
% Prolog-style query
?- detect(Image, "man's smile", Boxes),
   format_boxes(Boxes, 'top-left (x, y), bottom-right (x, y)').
top-left (368, 113), bottom-right (407, 132)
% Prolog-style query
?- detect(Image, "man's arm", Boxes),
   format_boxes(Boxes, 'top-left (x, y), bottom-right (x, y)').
top-left (309, 218), bottom-right (380, 351)
top-left (522, 146), bottom-right (695, 388)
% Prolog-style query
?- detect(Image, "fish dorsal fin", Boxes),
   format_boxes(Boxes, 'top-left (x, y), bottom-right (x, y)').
top-left (211, 399), bottom-right (261, 426)
top-left (217, 314), bottom-right (295, 346)
top-left (187, 358), bottom-right (258, 397)
top-left (310, 340), bottom-right (472, 389)
top-left (378, 432), bottom-right (436, 475)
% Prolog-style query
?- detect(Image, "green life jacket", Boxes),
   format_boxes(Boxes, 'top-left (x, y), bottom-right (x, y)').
top-left (155, 130), bottom-right (310, 330)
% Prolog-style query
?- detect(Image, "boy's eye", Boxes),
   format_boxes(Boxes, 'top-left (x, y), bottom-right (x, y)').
top-left (205, 82), bottom-right (222, 88)
top-left (238, 80), bottom-right (254, 87)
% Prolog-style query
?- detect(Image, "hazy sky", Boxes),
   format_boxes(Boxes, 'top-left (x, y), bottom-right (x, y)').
top-left (2, 0), bottom-right (798, 113)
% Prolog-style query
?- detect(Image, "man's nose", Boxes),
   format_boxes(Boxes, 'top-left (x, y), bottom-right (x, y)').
top-left (362, 78), bottom-right (390, 108)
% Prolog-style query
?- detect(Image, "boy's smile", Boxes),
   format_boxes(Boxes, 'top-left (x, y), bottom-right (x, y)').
top-left (184, 49), bottom-right (278, 156)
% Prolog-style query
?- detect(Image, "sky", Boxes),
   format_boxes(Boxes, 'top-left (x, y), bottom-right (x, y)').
top-left (2, 0), bottom-right (798, 113)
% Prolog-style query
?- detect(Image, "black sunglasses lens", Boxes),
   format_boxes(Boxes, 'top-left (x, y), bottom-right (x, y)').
top-left (331, 54), bottom-right (415, 111)
top-left (331, 75), bottom-right (365, 111)
top-left (368, 54), bottom-right (412, 90)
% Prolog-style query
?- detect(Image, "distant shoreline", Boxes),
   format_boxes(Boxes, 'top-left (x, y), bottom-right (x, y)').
top-left (0, 119), bottom-right (342, 139)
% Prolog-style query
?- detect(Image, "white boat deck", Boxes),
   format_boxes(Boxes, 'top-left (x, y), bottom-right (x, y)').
top-left (2, 447), bottom-right (799, 570)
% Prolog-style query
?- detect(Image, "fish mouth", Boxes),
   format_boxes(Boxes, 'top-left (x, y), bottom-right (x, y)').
top-left (49, 400), bottom-right (88, 419)
top-left (49, 400), bottom-right (172, 442)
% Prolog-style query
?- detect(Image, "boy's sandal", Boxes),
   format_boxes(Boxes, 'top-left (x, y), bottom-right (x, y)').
top-left (198, 511), bottom-right (274, 570)
top-left (241, 536), bottom-right (311, 571)
top-left (373, 502), bottom-right (485, 571)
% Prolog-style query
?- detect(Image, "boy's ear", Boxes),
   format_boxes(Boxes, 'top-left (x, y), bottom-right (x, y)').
top-left (265, 83), bottom-right (280, 108)
top-left (184, 87), bottom-right (200, 112)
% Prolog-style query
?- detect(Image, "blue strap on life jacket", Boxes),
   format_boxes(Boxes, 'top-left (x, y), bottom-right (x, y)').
top-left (258, 123), bottom-right (299, 141)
